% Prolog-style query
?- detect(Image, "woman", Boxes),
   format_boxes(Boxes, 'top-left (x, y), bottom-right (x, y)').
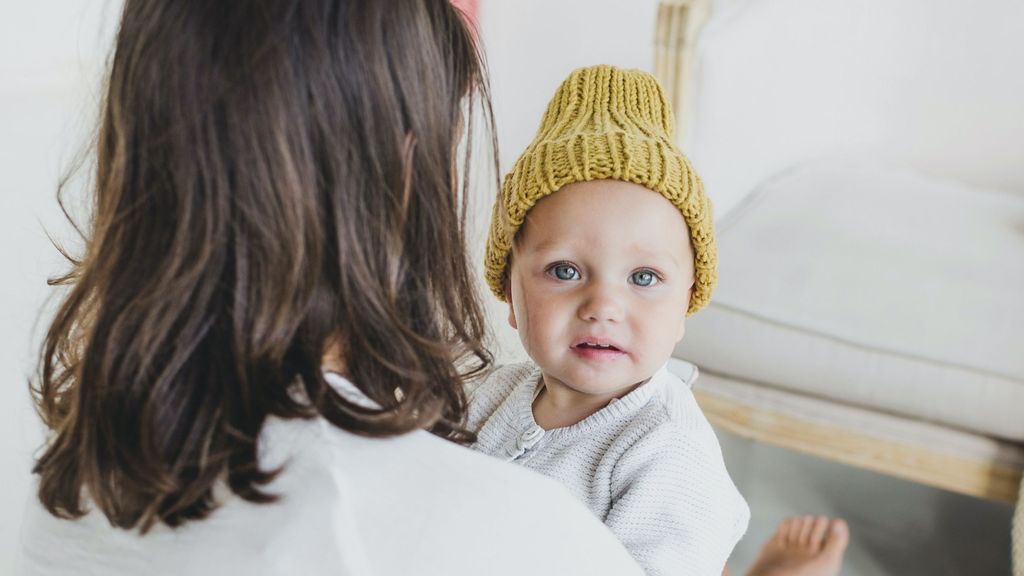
top-left (20, 1), bottom-right (642, 574)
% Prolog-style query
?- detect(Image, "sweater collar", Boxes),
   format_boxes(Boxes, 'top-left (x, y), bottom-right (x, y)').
top-left (512, 363), bottom-right (671, 442)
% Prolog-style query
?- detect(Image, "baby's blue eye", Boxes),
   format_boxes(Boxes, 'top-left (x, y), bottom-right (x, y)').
top-left (631, 270), bottom-right (658, 287)
top-left (551, 264), bottom-right (581, 281)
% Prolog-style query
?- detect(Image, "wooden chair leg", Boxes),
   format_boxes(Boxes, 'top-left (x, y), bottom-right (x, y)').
top-left (1014, 475), bottom-right (1023, 576)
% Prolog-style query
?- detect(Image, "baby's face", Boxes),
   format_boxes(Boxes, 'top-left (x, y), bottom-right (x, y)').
top-left (507, 179), bottom-right (695, 399)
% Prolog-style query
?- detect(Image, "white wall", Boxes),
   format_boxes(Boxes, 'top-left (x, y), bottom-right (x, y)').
top-left (1, 1), bottom-right (121, 571)
top-left (0, 0), bottom-right (663, 569)
top-left (686, 0), bottom-right (1024, 218)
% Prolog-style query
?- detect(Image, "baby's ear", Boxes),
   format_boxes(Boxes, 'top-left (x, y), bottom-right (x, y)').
top-left (675, 286), bottom-right (693, 342)
top-left (504, 276), bottom-right (518, 329)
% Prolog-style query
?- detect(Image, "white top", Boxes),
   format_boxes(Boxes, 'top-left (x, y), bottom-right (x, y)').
top-left (18, 372), bottom-right (643, 576)
top-left (468, 362), bottom-right (750, 576)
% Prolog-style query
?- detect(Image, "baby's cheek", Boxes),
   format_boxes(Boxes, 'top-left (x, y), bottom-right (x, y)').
top-left (518, 312), bottom-right (549, 356)
top-left (675, 317), bottom-right (687, 342)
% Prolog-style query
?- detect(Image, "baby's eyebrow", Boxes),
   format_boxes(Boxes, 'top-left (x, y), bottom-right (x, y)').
top-left (521, 238), bottom-right (688, 270)
top-left (524, 238), bottom-right (579, 254)
top-left (625, 245), bottom-right (682, 268)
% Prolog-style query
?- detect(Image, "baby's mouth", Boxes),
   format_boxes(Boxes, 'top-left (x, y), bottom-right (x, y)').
top-left (574, 342), bottom-right (622, 352)
top-left (570, 338), bottom-right (627, 358)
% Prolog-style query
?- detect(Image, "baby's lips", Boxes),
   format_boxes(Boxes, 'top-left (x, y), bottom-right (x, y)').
top-left (570, 336), bottom-right (626, 352)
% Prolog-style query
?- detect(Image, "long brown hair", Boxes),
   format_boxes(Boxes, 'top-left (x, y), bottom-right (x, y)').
top-left (33, 0), bottom-right (495, 532)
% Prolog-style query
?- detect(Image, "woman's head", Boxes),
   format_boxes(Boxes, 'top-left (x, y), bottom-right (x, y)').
top-left (34, 0), bottom-right (494, 531)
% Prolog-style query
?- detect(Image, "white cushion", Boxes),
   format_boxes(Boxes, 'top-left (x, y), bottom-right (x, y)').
top-left (675, 160), bottom-right (1024, 441)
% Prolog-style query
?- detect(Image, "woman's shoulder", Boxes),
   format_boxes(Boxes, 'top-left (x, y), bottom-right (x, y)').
top-left (20, 415), bottom-right (642, 576)
top-left (264, 411), bottom-right (585, 513)
top-left (267, 415), bottom-right (644, 575)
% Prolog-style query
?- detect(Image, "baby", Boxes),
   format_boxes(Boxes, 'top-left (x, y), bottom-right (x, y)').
top-left (468, 65), bottom-right (749, 575)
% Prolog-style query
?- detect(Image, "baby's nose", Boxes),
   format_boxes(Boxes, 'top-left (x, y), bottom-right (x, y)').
top-left (578, 284), bottom-right (625, 323)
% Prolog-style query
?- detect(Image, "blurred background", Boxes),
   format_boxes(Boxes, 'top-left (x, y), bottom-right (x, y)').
top-left (2, 1), bottom-right (1019, 574)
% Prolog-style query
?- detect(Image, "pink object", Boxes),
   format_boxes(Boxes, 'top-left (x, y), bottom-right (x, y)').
top-left (451, 0), bottom-right (479, 34)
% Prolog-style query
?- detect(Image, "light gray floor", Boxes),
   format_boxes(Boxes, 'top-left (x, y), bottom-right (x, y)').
top-left (716, 428), bottom-right (1014, 575)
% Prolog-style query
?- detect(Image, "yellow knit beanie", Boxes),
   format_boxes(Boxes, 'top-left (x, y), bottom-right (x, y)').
top-left (484, 64), bottom-right (717, 315)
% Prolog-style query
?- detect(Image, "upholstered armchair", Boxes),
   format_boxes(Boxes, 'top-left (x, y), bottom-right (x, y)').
top-left (655, 0), bottom-right (1024, 572)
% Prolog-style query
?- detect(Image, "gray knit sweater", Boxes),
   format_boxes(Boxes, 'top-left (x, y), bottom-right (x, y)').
top-left (467, 362), bottom-right (749, 576)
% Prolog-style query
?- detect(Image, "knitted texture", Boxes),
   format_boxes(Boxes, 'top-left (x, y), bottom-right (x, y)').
top-left (467, 362), bottom-right (749, 576)
top-left (484, 64), bottom-right (717, 315)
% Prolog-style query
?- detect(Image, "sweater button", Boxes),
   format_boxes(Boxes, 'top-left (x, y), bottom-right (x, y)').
top-left (517, 426), bottom-right (545, 451)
